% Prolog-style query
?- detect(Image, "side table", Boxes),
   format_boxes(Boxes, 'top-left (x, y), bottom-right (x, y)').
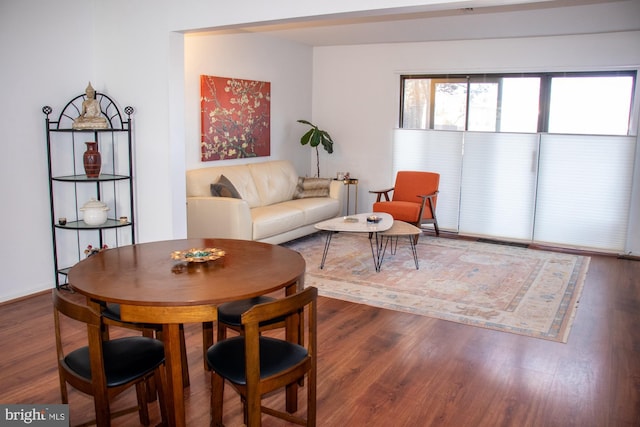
top-left (343, 178), bottom-right (358, 215)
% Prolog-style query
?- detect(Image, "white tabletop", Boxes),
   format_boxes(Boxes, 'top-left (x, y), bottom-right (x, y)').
top-left (315, 212), bottom-right (393, 233)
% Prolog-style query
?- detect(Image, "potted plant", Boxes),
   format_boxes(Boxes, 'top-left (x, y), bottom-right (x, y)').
top-left (297, 119), bottom-right (334, 177)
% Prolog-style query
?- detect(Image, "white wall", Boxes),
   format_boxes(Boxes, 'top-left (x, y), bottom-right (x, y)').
top-left (0, 1), bottom-right (95, 301)
top-left (93, 0), bottom-right (180, 244)
top-left (0, 0), bottom-right (179, 302)
top-left (183, 32), bottom-right (314, 175)
top-left (311, 31), bottom-right (640, 253)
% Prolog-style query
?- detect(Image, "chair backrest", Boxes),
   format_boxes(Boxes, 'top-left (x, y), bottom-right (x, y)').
top-left (52, 289), bottom-right (166, 426)
top-left (53, 289), bottom-right (104, 366)
top-left (53, 289), bottom-right (101, 326)
top-left (242, 287), bottom-right (317, 422)
top-left (52, 288), bottom-right (112, 419)
top-left (241, 287), bottom-right (317, 356)
top-left (392, 171), bottom-right (440, 205)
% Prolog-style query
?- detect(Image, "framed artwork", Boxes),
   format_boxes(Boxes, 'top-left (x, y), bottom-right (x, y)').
top-left (200, 75), bottom-right (271, 161)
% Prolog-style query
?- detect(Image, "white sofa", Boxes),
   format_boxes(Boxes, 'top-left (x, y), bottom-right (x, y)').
top-left (186, 160), bottom-right (344, 244)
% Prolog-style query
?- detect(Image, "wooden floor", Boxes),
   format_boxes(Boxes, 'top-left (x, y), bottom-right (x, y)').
top-left (1, 251), bottom-right (639, 426)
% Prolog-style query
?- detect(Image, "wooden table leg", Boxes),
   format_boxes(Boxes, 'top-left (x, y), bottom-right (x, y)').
top-left (164, 323), bottom-right (185, 427)
top-left (202, 321), bottom-right (214, 371)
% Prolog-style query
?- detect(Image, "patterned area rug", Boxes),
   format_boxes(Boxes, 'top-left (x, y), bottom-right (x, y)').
top-left (283, 232), bottom-right (590, 343)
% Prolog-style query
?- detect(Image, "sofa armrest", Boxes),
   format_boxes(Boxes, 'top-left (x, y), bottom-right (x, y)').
top-left (329, 180), bottom-right (345, 214)
top-left (186, 197), bottom-right (253, 240)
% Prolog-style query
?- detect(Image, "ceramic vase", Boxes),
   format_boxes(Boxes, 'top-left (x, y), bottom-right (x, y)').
top-left (83, 141), bottom-right (101, 178)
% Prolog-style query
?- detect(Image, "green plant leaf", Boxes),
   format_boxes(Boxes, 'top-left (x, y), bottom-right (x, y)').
top-left (309, 131), bottom-right (321, 147)
top-left (320, 130), bottom-right (333, 143)
top-left (298, 119), bottom-right (334, 154)
top-left (322, 139), bottom-right (334, 154)
top-left (300, 129), bottom-right (313, 145)
top-left (297, 119), bottom-right (315, 128)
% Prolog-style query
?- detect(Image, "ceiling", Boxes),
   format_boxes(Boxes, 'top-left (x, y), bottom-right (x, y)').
top-left (193, 0), bottom-right (626, 46)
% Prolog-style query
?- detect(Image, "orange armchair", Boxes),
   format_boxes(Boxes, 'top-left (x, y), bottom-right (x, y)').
top-left (370, 171), bottom-right (440, 235)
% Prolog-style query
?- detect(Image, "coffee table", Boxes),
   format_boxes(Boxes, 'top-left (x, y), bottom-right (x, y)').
top-left (314, 212), bottom-right (393, 272)
top-left (379, 221), bottom-right (422, 269)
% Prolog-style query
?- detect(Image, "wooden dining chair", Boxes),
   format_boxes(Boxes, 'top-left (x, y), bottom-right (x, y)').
top-left (101, 303), bottom-right (190, 387)
top-left (216, 296), bottom-right (286, 341)
top-left (206, 286), bottom-right (318, 427)
top-left (370, 171), bottom-right (440, 236)
top-left (202, 295), bottom-right (294, 373)
top-left (52, 289), bottom-right (168, 426)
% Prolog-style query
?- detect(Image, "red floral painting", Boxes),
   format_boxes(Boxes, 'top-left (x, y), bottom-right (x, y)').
top-left (200, 75), bottom-right (271, 161)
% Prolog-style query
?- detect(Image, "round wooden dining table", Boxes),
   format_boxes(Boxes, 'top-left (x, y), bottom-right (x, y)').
top-left (68, 238), bottom-right (306, 427)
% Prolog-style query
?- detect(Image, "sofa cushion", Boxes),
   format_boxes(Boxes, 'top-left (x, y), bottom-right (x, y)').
top-left (248, 161), bottom-right (298, 206)
top-left (210, 175), bottom-right (241, 199)
top-left (251, 205), bottom-right (305, 240)
top-left (284, 198), bottom-right (341, 224)
top-left (186, 165), bottom-right (261, 207)
top-left (293, 177), bottom-right (331, 199)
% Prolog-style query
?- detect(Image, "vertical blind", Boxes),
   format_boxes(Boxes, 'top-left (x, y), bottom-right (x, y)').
top-left (459, 132), bottom-right (539, 241)
top-left (393, 129), bottom-right (637, 253)
top-left (534, 134), bottom-right (635, 251)
top-left (392, 129), bottom-right (462, 232)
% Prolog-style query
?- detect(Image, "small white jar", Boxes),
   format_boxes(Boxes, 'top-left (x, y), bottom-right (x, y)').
top-left (80, 198), bottom-right (109, 226)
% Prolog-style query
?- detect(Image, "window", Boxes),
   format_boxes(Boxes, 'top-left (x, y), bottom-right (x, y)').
top-left (548, 75), bottom-right (635, 135)
top-left (396, 70), bottom-right (638, 253)
top-left (401, 71), bottom-right (636, 135)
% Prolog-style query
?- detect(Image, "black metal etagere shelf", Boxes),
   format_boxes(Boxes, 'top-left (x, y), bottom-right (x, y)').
top-left (43, 92), bottom-right (135, 289)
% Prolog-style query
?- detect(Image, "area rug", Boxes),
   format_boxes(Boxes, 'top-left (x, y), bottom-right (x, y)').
top-left (283, 233), bottom-right (590, 343)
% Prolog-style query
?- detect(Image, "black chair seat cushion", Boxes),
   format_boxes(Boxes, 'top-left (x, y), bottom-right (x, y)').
top-left (101, 303), bottom-right (125, 322)
top-left (102, 303), bottom-right (159, 330)
top-left (65, 337), bottom-right (165, 388)
top-left (206, 336), bottom-right (307, 385)
top-left (217, 296), bottom-right (284, 327)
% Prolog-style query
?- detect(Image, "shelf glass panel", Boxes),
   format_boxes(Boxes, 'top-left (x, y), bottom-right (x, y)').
top-left (55, 219), bottom-right (131, 230)
top-left (52, 174), bottom-right (129, 182)
top-left (49, 128), bottom-right (128, 133)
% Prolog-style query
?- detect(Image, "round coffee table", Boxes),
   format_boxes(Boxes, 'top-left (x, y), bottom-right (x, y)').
top-left (314, 212), bottom-right (393, 272)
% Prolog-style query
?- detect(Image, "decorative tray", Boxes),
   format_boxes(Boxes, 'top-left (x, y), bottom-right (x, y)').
top-left (171, 248), bottom-right (225, 263)
top-left (344, 217), bottom-right (359, 223)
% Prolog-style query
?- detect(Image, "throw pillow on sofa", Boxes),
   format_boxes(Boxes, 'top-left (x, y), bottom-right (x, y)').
top-left (210, 175), bottom-right (242, 199)
top-left (294, 177), bottom-right (331, 199)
